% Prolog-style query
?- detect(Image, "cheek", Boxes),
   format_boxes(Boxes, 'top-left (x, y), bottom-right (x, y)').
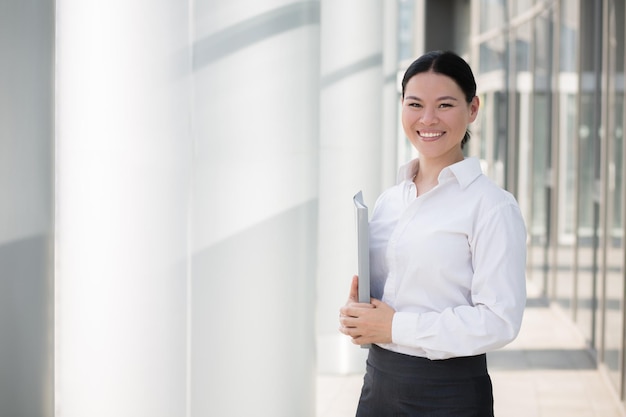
top-left (401, 110), bottom-right (416, 129)
top-left (445, 113), bottom-right (468, 130)
top-left (401, 118), bottom-right (415, 136)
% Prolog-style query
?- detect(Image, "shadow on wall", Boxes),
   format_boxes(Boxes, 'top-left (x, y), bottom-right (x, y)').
top-left (189, 200), bottom-right (318, 415)
top-left (0, 235), bottom-right (53, 417)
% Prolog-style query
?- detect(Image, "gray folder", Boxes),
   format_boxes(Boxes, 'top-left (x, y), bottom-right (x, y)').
top-left (353, 191), bottom-right (371, 349)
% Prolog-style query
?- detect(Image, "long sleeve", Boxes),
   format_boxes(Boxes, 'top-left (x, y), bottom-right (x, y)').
top-left (370, 157), bottom-right (527, 360)
top-left (391, 201), bottom-right (527, 359)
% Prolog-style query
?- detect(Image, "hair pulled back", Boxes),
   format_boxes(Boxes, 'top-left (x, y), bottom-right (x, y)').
top-left (401, 51), bottom-right (477, 147)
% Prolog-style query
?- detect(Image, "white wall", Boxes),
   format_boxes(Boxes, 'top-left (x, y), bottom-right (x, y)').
top-left (189, 1), bottom-right (319, 415)
top-left (317, 0), bottom-right (384, 374)
top-left (1, 1), bottom-right (398, 416)
top-left (55, 1), bottom-right (319, 416)
top-left (55, 2), bottom-right (192, 416)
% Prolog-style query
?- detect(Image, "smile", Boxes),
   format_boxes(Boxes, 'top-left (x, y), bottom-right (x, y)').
top-left (418, 131), bottom-right (444, 139)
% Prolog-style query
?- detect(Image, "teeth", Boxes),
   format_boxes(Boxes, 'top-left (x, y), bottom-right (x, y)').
top-left (420, 131), bottom-right (443, 138)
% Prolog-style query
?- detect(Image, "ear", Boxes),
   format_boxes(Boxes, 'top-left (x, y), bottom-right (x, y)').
top-left (468, 96), bottom-right (480, 122)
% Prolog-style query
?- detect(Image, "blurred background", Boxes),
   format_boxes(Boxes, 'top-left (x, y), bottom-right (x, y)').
top-left (1, 0), bottom-right (626, 416)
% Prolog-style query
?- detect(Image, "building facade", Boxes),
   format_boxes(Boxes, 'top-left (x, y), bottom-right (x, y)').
top-left (3, 0), bottom-right (626, 415)
top-left (433, 0), bottom-right (626, 406)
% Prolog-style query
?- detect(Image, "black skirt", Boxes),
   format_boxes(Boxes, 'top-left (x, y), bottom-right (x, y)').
top-left (356, 344), bottom-right (494, 417)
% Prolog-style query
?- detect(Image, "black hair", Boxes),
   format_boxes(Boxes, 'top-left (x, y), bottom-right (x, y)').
top-left (401, 51), bottom-right (477, 147)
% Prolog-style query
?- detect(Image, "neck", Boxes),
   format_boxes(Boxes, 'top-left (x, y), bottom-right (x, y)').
top-left (416, 154), bottom-right (464, 180)
top-left (413, 153), bottom-right (464, 196)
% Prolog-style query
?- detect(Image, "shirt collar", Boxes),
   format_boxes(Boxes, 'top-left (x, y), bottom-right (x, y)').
top-left (397, 157), bottom-right (483, 190)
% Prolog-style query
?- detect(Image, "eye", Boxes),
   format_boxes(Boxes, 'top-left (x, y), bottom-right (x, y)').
top-left (439, 103), bottom-right (453, 108)
top-left (407, 102), bottom-right (422, 108)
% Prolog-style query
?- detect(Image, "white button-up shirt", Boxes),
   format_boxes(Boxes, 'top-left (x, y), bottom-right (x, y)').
top-left (370, 157), bottom-right (527, 360)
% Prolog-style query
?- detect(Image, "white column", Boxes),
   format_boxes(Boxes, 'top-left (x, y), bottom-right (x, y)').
top-left (189, 1), bottom-right (319, 415)
top-left (317, 0), bottom-right (384, 374)
top-left (55, 2), bottom-right (192, 416)
top-left (0, 1), bottom-right (54, 416)
top-left (382, 0), bottom-right (400, 188)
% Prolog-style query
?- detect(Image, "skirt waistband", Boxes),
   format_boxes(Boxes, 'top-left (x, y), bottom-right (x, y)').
top-left (367, 344), bottom-right (488, 380)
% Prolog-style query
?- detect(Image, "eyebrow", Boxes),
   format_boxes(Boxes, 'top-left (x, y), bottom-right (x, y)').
top-left (404, 95), bottom-right (459, 101)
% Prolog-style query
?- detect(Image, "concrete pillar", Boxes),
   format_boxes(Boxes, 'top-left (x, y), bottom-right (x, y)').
top-left (382, 0), bottom-right (400, 188)
top-left (317, 0), bottom-right (384, 374)
top-left (55, 2), bottom-right (318, 415)
top-left (0, 1), bottom-right (54, 416)
top-left (190, 1), bottom-right (319, 415)
top-left (55, 2), bottom-right (192, 416)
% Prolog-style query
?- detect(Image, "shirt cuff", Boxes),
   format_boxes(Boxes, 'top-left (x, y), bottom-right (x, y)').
top-left (391, 311), bottom-right (419, 347)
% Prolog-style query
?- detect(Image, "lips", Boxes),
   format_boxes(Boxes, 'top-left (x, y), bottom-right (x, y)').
top-left (418, 130), bottom-right (445, 141)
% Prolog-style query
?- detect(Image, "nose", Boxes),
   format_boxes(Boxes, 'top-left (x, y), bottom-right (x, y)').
top-left (420, 107), bottom-right (438, 125)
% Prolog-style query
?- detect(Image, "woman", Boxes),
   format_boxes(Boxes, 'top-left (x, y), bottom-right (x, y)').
top-left (339, 51), bottom-right (527, 417)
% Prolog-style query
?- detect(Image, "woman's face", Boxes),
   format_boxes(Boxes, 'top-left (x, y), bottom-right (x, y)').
top-left (401, 71), bottom-right (479, 164)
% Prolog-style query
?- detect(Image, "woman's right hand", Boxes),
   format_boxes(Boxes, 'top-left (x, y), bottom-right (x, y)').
top-left (338, 275), bottom-right (395, 345)
top-left (338, 276), bottom-right (372, 340)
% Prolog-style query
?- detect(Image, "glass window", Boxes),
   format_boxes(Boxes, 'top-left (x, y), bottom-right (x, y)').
top-left (478, 0), bottom-right (507, 73)
top-left (560, 1), bottom-right (579, 72)
top-left (530, 93), bottom-right (550, 242)
top-left (515, 22), bottom-right (532, 72)
top-left (398, 0), bottom-right (414, 62)
top-left (479, 0), bottom-right (506, 32)
top-left (602, 0), bottom-right (625, 394)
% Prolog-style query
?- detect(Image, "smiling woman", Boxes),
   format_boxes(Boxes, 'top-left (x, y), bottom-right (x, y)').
top-left (401, 71), bottom-right (479, 173)
top-left (339, 51), bottom-right (527, 417)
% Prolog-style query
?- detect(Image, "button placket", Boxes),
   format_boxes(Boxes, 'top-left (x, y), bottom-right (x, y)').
top-left (384, 196), bottom-right (425, 301)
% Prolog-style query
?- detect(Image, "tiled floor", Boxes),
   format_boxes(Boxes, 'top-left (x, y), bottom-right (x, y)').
top-left (317, 282), bottom-right (626, 417)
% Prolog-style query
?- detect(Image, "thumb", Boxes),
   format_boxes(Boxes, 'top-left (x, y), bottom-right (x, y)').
top-left (370, 298), bottom-right (383, 307)
top-left (349, 275), bottom-right (359, 302)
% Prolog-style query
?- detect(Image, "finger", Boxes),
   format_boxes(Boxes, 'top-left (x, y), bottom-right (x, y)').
top-left (339, 315), bottom-right (356, 328)
top-left (338, 323), bottom-right (358, 336)
top-left (339, 305), bottom-right (350, 316)
top-left (340, 305), bottom-right (368, 322)
top-left (351, 335), bottom-right (368, 345)
top-left (349, 275), bottom-right (359, 302)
